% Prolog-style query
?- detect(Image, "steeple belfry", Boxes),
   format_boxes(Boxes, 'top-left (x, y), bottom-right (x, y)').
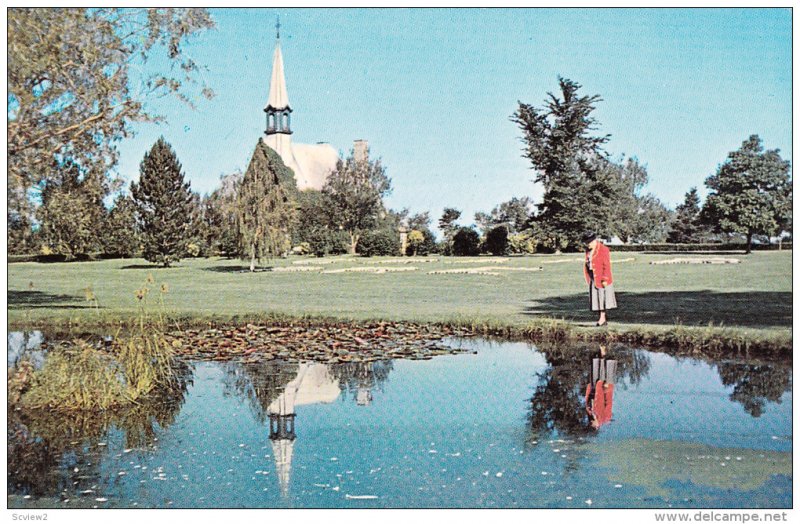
top-left (258, 19), bottom-right (340, 191)
top-left (265, 17), bottom-right (292, 135)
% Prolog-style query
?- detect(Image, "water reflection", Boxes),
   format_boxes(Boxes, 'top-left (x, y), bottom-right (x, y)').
top-left (7, 362), bottom-right (193, 499)
top-left (221, 358), bottom-right (395, 497)
top-left (8, 330), bottom-right (45, 368)
top-left (6, 332), bottom-right (792, 508)
top-left (716, 361), bottom-right (791, 418)
top-left (585, 346), bottom-right (617, 430)
top-left (527, 343), bottom-right (649, 444)
top-left (330, 360), bottom-right (394, 406)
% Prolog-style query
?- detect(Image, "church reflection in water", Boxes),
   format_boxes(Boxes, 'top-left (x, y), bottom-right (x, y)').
top-left (6, 330), bottom-right (791, 505)
top-left (226, 358), bottom-right (394, 498)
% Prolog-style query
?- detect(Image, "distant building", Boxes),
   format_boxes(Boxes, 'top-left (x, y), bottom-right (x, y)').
top-left (263, 23), bottom-right (356, 191)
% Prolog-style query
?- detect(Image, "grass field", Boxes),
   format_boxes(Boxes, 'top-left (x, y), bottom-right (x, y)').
top-left (8, 251), bottom-right (792, 350)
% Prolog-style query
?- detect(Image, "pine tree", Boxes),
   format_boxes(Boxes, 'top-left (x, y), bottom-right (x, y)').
top-left (130, 137), bottom-right (195, 267)
top-left (667, 188), bottom-right (704, 243)
top-left (702, 135), bottom-right (792, 253)
top-left (236, 139), bottom-right (298, 271)
top-left (511, 77), bottom-right (610, 250)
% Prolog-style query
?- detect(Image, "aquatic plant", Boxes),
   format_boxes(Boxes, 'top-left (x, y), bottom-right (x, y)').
top-left (18, 340), bottom-right (129, 410)
top-left (14, 275), bottom-right (181, 411)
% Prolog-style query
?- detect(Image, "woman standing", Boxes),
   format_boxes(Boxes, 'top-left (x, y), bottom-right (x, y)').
top-left (582, 231), bottom-right (617, 326)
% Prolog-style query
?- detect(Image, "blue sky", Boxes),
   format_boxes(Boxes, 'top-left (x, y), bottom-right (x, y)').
top-left (116, 7), bottom-right (792, 229)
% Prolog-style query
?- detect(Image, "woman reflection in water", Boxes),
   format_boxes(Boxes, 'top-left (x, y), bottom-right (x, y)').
top-left (585, 345), bottom-right (617, 430)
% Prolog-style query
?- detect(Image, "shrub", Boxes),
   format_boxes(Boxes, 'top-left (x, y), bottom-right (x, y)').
top-left (509, 230), bottom-right (538, 254)
top-left (484, 224), bottom-right (510, 255)
top-left (405, 228), bottom-right (438, 256)
top-left (452, 227), bottom-right (481, 256)
top-left (358, 229), bottom-right (401, 257)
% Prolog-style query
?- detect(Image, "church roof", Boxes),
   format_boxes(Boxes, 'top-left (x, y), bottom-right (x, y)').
top-left (291, 142), bottom-right (339, 191)
top-left (265, 41), bottom-right (290, 111)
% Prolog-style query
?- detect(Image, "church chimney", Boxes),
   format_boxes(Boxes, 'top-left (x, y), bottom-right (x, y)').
top-left (353, 139), bottom-right (369, 163)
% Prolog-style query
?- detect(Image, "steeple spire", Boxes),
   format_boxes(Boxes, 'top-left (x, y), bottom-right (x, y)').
top-left (265, 17), bottom-right (292, 136)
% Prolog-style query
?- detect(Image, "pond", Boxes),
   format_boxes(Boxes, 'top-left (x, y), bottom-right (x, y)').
top-left (7, 332), bottom-right (792, 509)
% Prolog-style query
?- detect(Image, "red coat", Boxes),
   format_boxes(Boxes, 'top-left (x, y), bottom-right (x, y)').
top-left (583, 242), bottom-right (613, 288)
top-left (585, 380), bottom-right (614, 427)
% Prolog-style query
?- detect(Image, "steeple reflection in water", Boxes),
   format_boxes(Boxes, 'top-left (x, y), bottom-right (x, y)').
top-left (222, 357), bottom-right (394, 498)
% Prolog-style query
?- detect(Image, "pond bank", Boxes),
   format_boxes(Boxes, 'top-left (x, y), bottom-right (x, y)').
top-left (10, 313), bottom-right (792, 359)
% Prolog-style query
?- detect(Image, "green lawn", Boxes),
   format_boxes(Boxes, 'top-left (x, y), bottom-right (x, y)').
top-left (8, 251), bottom-right (791, 343)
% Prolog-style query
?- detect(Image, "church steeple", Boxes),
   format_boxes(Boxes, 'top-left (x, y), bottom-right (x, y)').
top-left (265, 16), bottom-right (292, 135)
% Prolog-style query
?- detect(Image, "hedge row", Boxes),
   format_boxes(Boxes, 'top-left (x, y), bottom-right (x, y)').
top-left (609, 243), bottom-right (792, 252)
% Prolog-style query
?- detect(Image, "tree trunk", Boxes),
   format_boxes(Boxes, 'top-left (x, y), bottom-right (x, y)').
top-left (349, 233), bottom-right (358, 255)
top-left (250, 248), bottom-right (256, 272)
top-left (746, 231), bottom-right (753, 254)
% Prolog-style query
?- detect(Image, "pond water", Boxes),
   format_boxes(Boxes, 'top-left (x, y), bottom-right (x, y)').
top-left (7, 333), bottom-right (792, 508)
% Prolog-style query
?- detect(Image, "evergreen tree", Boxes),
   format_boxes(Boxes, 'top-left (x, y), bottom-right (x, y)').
top-left (667, 188), bottom-right (704, 243)
top-left (512, 77), bottom-right (611, 250)
top-left (701, 135), bottom-right (792, 253)
top-left (37, 159), bottom-right (107, 259)
top-left (484, 224), bottom-right (510, 255)
top-left (130, 137), bottom-right (195, 267)
top-left (322, 148), bottom-right (392, 255)
top-left (236, 139), bottom-right (298, 271)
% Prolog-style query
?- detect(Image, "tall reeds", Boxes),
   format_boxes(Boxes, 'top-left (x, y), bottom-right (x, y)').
top-left (13, 275), bottom-right (181, 412)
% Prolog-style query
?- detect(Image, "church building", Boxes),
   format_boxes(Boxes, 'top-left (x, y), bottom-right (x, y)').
top-left (263, 22), bottom-right (360, 190)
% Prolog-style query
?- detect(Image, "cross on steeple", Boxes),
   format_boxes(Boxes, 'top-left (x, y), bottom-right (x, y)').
top-left (276, 16), bottom-right (281, 40)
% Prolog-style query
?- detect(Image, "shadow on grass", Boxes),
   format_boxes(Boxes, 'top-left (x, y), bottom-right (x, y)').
top-left (524, 290), bottom-right (792, 329)
top-left (8, 290), bottom-right (92, 310)
top-left (201, 265), bottom-right (275, 273)
top-left (120, 264), bottom-right (190, 270)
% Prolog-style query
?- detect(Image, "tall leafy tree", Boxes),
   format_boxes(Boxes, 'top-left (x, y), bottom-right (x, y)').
top-left (236, 139), bottom-right (298, 271)
top-left (407, 211), bottom-right (431, 232)
top-left (437, 207), bottom-right (462, 255)
top-left (37, 160), bottom-right (108, 259)
top-left (7, 8), bottom-right (214, 252)
top-left (702, 135), bottom-right (792, 253)
top-left (130, 137), bottom-right (195, 267)
top-left (512, 77), bottom-right (610, 250)
top-left (102, 193), bottom-right (139, 257)
top-left (202, 171), bottom-right (242, 256)
top-left (322, 149), bottom-right (392, 255)
top-left (626, 194), bottom-right (673, 243)
top-left (475, 196), bottom-right (535, 235)
top-left (667, 188), bottom-right (705, 243)
top-left (293, 189), bottom-right (348, 257)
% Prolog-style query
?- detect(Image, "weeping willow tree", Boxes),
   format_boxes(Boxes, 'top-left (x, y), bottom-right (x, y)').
top-left (236, 139), bottom-right (298, 271)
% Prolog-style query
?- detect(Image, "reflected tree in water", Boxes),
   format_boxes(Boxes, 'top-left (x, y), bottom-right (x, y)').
top-left (329, 360), bottom-right (394, 405)
top-left (222, 360), bottom-right (300, 423)
top-left (7, 361), bottom-right (193, 499)
top-left (526, 344), bottom-right (651, 445)
top-left (715, 361), bottom-right (791, 418)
